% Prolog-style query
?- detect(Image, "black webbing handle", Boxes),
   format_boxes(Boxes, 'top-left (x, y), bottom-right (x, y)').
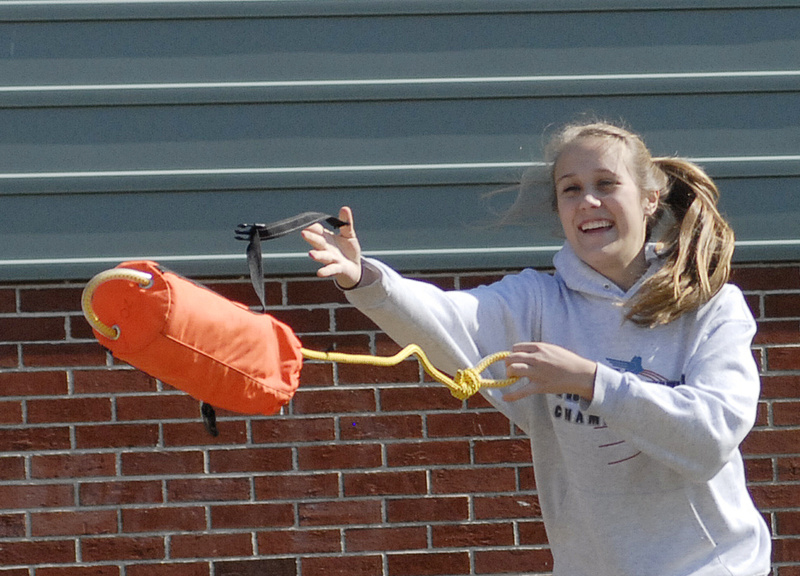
top-left (235, 212), bottom-right (348, 311)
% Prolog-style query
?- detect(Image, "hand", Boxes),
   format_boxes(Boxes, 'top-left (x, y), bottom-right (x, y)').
top-left (502, 342), bottom-right (597, 402)
top-left (302, 206), bottom-right (363, 289)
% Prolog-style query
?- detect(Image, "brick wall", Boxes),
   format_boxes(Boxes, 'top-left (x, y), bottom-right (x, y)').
top-left (0, 262), bottom-right (798, 576)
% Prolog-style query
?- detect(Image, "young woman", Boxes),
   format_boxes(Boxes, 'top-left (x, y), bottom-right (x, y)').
top-left (302, 122), bottom-right (771, 575)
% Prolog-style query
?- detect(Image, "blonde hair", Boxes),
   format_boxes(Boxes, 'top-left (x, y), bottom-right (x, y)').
top-left (540, 121), bottom-right (735, 326)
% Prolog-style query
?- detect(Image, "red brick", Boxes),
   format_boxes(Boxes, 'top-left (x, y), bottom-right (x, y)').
top-left (122, 506), bottom-right (206, 533)
top-left (346, 526), bottom-right (427, 552)
top-left (0, 316), bottom-right (66, 341)
top-left (386, 496), bottom-right (469, 524)
top-left (120, 450), bottom-right (204, 476)
top-left (81, 535), bottom-right (165, 561)
top-left (300, 333), bottom-right (371, 356)
top-left (80, 480), bottom-right (163, 506)
top-left (750, 483), bottom-right (800, 510)
top-left (777, 510), bottom-right (800, 536)
top-left (303, 555), bottom-right (383, 576)
top-left (343, 470), bottom-right (427, 497)
top-left (755, 320), bottom-right (800, 344)
top-left (166, 477), bottom-right (250, 503)
top-left (427, 411), bottom-right (511, 438)
top-left (23, 342), bottom-right (107, 367)
top-left (338, 361), bottom-right (421, 385)
top-left (474, 548), bottom-right (554, 574)
top-left (292, 388), bottom-right (377, 415)
top-left (211, 503), bottom-right (294, 529)
top-left (432, 522), bottom-right (514, 548)
top-left (297, 499), bottom-right (382, 527)
top-left (744, 457), bottom-right (773, 483)
top-left (0, 371), bottom-right (68, 396)
top-left (0, 512), bottom-right (26, 537)
top-left (0, 539), bottom-right (75, 565)
top-left (778, 456), bottom-right (800, 482)
top-left (380, 386), bottom-right (462, 412)
top-left (0, 400), bottom-right (23, 424)
top-left (36, 567), bottom-right (121, 576)
top-left (296, 361), bottom-right (334, 386)
top-left (0, 484), bottom-right (74, 509)
top-left (208, 447), bottom-right (293, 473)
top-left (386, 440), bottom-right (471, 467)
top-left (170, 532), bottom-right (252, 558)
top-left (762, 374), bottom-right (800, 399)
top-left (765, 293), bottom-right (800, 318)
top-left (215, 558), bottom-right (296, 576)
top-left (0, 456), bottom-right (25, 480)
top-left (270, 308), bottom-right (331, 334)
top-left (75, 423), bottom-right (159, 449)
top-left (286, 280), bottom-right (346, 305)
top-left (731, 265), bottom-right (800, 291)
top-left (519, 521), bottom-right (549, 545)
top-left (431, 467), bottom-right (517, 494)
top-left (0, 343), bottom-right (18, 367)
top-left (19, 287), bottom-right (83, 312)
top-left (251, 417), bottom-right (335, 444)
top-left (774, 401), bottom-right (800, 426)
top-left (254, 472), bottom-right (338, 501)
top-left (257, 529), bottom-right (340, 555)
top-left (73, 369), bottom-right (155, 394)
top-left (116, 393), bottom-right (200, 421)
top-left (206, 280), bottom-right (280, 307)
top-left (0, 427), bottom-right (71, 452)
top-left (31, 453), bottom-right (116, 479)
top-left (27, 397), bottom-right (112, 423)
top-left (334, 306), bottom-right (379, 331)
top-left (773, 537), bottom-right (800, 563)
top-left (0, 288), bottom-right (16, 313)
top-left (742, 428), bottom-right (800, 455)
top-left (387, 551), bottom-right (470, 575)
top-left (458, 273), bottom-right (505, 290)
top-left (769, 346), bottom-right (800, 370)
top-left (297, 443), bottom-right (382, 471)
top-left (474, 494), bottom-right (542, 519)
top-left (162, 420), bottom-right (248, 447)
top-left (339, 414), bottom-right (423, 440)
top-left (0, 569), bottom-right (29, 576)
top-left (474, 438), bottom-right (532, 464)
top-left (126, 562), bottom-right (209, 576)
top-left (31, 509), bottom-right (117, 537)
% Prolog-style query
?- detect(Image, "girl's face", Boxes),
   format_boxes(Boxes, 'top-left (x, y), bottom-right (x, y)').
top-left (553, 138), bottom-right (659, 291)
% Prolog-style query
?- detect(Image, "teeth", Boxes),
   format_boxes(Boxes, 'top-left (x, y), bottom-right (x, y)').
top-left (580, 220), bottom-right (613, 231)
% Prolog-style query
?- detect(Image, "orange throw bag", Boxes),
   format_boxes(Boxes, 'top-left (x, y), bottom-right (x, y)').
top-left (82, 260), bottom-right (302, 416)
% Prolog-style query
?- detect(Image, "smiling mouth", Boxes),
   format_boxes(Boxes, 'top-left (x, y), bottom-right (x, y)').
top-left (579, 220), bottom-right (614, 232)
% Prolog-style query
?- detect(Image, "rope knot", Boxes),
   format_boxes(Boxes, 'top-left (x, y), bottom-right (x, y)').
top-left (451, 368), bottom-right (483, 401)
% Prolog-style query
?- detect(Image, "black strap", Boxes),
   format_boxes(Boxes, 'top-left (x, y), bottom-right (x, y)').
top-left (235, 212), bottom-right (348, 311)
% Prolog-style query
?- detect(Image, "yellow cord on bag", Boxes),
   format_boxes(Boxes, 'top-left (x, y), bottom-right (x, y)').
top-left (301, 344), bottom-right (517, 400)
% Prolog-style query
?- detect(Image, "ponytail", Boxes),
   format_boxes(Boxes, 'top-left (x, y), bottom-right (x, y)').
top-left (626, 157), bottom-right (735, 326)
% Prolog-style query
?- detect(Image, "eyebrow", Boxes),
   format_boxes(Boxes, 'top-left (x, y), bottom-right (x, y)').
top-left (555, 168), bottom-right (619, 184)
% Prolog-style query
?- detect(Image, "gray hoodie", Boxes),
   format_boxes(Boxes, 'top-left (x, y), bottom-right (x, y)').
top-left (345, 243), bottom-right (771, 576)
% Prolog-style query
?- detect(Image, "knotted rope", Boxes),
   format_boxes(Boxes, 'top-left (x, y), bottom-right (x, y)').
top-left (301, 345), bottom-right (517, 400)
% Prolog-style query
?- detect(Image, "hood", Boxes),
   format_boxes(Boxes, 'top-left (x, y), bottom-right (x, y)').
top-left (552, 242), bottom-right (663, 301)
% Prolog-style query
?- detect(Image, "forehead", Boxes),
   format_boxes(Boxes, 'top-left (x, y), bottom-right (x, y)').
top-left (553, 137), bottom-right (631, 178)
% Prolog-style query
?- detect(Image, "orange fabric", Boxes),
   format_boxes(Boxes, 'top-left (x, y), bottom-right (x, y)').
top-left (89, 261), bottom-right (302, 415)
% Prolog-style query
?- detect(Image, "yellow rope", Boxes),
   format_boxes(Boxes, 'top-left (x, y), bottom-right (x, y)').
top-left (301, 344), bottom-right (517, 400)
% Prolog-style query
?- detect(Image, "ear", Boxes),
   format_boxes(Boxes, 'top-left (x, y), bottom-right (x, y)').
top-left (642, 188), bottom-right (660, 217)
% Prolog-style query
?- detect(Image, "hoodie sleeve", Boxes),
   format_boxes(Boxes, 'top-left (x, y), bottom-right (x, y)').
top-left (344, 258), bottom-right (541, 434)
top-left (585, 287), bottom-right (761, 482)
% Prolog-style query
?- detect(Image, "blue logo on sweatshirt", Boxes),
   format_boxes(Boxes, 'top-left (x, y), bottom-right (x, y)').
top-left (605, 356), bottom-right (684, 388)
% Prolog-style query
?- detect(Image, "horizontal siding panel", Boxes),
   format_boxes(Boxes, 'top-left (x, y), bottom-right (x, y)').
top-left (0, 2), bottom-right (797, 279)
top-left (1, 1), bottom-right (799, 21)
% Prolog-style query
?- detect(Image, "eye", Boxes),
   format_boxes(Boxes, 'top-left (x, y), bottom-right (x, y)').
top-left (559, 184), bottom-right (581, 196)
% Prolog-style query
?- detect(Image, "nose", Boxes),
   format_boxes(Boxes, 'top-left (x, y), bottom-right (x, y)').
top-left (579, 190), bottom-right (602, 208)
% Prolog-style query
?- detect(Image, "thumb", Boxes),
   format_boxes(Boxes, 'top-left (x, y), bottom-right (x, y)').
top-left (339, 206), bottom-right (356, 239)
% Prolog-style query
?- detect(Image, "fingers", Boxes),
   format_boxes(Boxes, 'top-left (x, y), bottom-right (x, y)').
top-left (338, 206), bottom-right (356, 238)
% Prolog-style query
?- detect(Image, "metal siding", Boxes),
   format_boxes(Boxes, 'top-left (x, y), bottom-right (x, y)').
top-left (0, 1), bottom-right (798, 280)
